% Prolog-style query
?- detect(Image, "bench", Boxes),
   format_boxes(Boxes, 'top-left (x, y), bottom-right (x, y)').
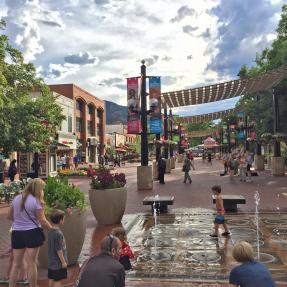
top-left (143, 195), bottom-right (174, 213)
top-left (212, 195), bottom-right (246, 212)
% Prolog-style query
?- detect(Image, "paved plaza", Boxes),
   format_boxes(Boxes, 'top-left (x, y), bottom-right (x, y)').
top-left (1, 158), bottom-right (287, 286)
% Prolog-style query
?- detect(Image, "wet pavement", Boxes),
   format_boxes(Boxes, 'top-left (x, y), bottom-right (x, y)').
top-left (1, 158), bottom-right (287, 286)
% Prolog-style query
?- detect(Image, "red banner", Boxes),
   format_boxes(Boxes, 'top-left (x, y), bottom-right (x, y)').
top-left (127, 78), bottom-right (141, 133)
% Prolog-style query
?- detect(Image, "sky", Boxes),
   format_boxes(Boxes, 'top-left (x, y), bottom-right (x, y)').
top-left (0, 0), bottom-right (284, 117)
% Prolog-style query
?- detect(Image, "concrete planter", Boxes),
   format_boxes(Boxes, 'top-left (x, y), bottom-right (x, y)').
top-left (271, 157), bottom-right (285, 176)
top-left (170, 157), bottom-right (175, 169)
top-left (39, 208), bottom-right (87, 267)
top-left (254, 155), bottom-right (265, 171)
top-left (89, 186), bottom-right (127, 225)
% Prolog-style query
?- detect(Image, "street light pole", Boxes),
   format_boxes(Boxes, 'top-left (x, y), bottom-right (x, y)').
top-left (140, 61), bottom-right (148, 166)
top-left (164, 108), bottom-right (168, 159)
top-left (169, 109), bottom-right (173, 157)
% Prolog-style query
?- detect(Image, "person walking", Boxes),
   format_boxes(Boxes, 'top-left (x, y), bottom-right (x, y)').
top-left (7, 178), bottom-right (52, 287)
top-left (229, 241), bottom-right (276, 287)
top-left (246, 153), bottom-right (253, 182)
top-left (8, 160), bottom-right (17, 182)
top-left (76, 235), bottom-right (125, 287)
top-left (157, 157), bottom-right (166, 184)
top-left (73, 155), bottom-right (79, 170)
top-left (183, 156), bottom-right (192, 184)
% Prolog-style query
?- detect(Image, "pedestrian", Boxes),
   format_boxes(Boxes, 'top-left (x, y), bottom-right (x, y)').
top-left (104, 154), bottom-right (109, 165)
top-left (7, 178), bottom-right (52, 287)
top-left (8, 159), bottom-right (17, 182)
top-left (48, 209), bottom-right (68, 287)
top-left (207, 153), bottom-right (212, 165)
top-left (157, 157), bottom-right (166, 184)
top-left (229, 241), bottom-right (276, 287)
top-left (66, 155), bottom-right (71, 170)
top-left (112, 227), bottom-right (135, 271)
top-left (222, 153), bottom-right (229, 175)
top-left (239, 154), bottom-right (247, 182)
top-left (210, 185), bottom-right (230, 237)
top-left (75, 235), bottom-right (125, 287)
top-left (73, 155), bottom-right (78, 170)
top-left (246, 153), bottom-right (253, 182)
top-left (182, 156), bottom-right (192, 184)
top-left (61, 154), bottom-right (67, 170)
top-left (202, 153), bottom-right (206, 163)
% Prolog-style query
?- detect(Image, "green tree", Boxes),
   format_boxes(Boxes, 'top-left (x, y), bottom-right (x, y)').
top-left (0, 22), bottom-right (64, 156)
top-left (236, 4), bottom-right (287, 136)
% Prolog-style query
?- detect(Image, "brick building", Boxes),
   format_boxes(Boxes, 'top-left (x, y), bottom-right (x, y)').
top-left (49, 84), bottom-right (106, 163)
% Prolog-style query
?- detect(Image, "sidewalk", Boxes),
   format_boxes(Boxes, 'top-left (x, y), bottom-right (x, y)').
top-left (0, 158), bottom-right (286, 286)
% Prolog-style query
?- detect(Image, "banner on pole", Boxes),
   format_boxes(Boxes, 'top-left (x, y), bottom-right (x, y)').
top-left (149, 77), bottom-right (161, 134)
top-left (127, 78), bottom-right (141, 134)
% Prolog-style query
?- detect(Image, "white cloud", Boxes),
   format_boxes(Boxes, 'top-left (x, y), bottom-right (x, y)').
top-left (2, 0), bottom-right (283, 115)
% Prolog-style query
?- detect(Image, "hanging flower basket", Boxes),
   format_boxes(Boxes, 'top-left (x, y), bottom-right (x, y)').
top-left (261, 133), bottom-right (273, 143)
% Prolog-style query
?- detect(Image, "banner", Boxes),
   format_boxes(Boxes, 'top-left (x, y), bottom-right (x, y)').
top-left (149, 77), bottom-right (162, 133)
top-left (127, 78), bottom-right (141, 134)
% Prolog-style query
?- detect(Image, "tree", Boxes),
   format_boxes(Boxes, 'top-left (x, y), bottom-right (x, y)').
top-left (0, 22), bottom-right (64, 156)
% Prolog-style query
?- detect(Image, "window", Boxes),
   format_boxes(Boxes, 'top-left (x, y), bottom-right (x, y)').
top-left (88, 105), bottom-right (93, 115)
top-left (87, 120), bottom-right (93, 135)
top-left (68, 114), bottom-right (72, 133)
top-left (96, 123), bottom-right (101, 136)
top-left (76, 100), bottom-right (82, 111)
top-left (76, 117), bottom-right (82, 132)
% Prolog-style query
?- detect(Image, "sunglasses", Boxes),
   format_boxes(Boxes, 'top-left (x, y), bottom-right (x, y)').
top-left (107, 234), bottom-right (114, 252)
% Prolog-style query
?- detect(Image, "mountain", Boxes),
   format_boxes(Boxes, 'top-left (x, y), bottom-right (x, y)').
top-left (105, 100), bottom-right (127, 124)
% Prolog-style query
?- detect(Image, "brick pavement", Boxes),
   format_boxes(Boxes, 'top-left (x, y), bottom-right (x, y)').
top-left (0, 158), bottom-right (286, 286)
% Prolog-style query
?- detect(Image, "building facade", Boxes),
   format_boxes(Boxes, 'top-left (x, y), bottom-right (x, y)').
top-left (49, 84), bottom-right (106, 163)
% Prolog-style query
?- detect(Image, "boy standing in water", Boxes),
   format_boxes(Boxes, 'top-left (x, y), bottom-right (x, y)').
top-left (210, 185), bottom-right (230, 237)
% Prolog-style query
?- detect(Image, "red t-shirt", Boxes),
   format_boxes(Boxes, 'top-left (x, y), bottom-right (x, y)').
top-left (121, 241), bottom-right (134, 259)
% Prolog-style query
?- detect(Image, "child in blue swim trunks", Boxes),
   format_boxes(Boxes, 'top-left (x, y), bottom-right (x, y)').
top-left (210, 185), bottom-right (230, 237)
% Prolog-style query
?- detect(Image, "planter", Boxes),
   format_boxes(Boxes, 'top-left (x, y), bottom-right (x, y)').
top-left (89, 187), bottom-right (127, 225)
top-left (39, 208), bottom-right (87, 268)
top-left (271, 157), bottom-right (285, 176)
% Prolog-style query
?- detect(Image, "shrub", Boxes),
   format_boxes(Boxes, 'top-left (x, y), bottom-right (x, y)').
top-left (44, 176), bottom-right (86, 211)
top-left (90, 169), bottom-right (126, 190)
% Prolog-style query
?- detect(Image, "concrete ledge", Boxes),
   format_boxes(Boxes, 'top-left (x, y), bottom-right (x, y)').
top-left (137, 165), bottom-right (153, 190)
top-left (165, 158), bottom-right (171, 173)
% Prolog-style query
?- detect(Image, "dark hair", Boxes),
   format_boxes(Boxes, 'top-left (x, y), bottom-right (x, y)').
top-left (49, 209), bottom-right (65, 224)
top-left (211, 185), bottom-right (221, 193)
top-left (101, 234), bottom-right (119, 253)
top-left (112, 227), bottom-right (126, 238)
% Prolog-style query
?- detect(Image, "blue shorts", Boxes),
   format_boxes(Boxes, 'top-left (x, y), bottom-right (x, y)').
top-left (214, 215), bottom-right (225, 224)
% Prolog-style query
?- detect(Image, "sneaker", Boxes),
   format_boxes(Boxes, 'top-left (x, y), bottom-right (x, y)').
top-left (222, 232), bottom-right (230, 236)
top-left (209, 233), bottom-right (218, 238)
top-left (17, 279), bottom-right (29, 285)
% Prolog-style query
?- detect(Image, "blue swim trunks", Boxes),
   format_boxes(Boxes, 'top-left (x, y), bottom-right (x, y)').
top-left (214, 215), bottom-right (225, 224)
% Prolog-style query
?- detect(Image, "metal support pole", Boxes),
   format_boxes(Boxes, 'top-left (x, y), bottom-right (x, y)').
top-left (164, 108), bottom-right (168, 159)
top-left (178, 124), bottom-right (182, 154)
top-left (140, 61), bottom-right (148, 166)
top-left (156, 133), bottom-right (161, 161)
top-left (272, 88), bottom-right (281, 157)
top-left (255, 95), bottom-right (261, 155)
top-left (169, 109), bottom-right (173, 157)
top-left (227, 122), bottom-right (231, 153)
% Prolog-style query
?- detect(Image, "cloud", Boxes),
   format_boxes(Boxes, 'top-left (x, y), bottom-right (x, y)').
top-left (187, 54), bottom-right (193, 60)
top-left (170, 5), bottom-right (195, 23)
top-left (207, 0), bottom-right (282, 76)
top-left (64, 51), bottom-right (99, 65)
top-left (44, 63), bottom-right (80, 80)
top-left (182, 25), bottom-right (198, 35)
top-left (99, 77), bottom-right (123, 86)
top-left (200, 28), bottom-right (211, 39)
top-left (144, 55), bottom-right (159, 66)
top-left (162, 76), bottom-right (179, 86)
top-left (162, 55), bottom-right (172, 61)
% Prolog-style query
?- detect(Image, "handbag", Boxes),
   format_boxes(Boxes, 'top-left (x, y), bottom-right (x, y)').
top-left (23, 205), bottom-right (46, 241)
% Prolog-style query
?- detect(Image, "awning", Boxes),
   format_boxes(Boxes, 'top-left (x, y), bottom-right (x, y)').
top-left (175, 108), bottom-right (236, 124)
top-left (162, 66), bottom-right (287, 108)
top-left (50, 143), bottom-right (71, 151)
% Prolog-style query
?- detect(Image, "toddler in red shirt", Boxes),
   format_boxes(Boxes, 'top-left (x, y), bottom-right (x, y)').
top-left (112, 227), bottom-right (135, 270)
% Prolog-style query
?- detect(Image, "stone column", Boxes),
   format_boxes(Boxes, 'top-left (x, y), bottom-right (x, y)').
top-left (170, 156), bottom-right (175, 169)
top-left (254, 155), bottom-right (264, 171)
top-left (271, 157), bottom-right (285, 176)
top-left (137, 166), bottom-right (153, 190)
top-left (164, 158), bottom-right (171, 173)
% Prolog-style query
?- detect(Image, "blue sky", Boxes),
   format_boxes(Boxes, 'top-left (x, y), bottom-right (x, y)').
top-left (0, 0), bottom-right (284, 116)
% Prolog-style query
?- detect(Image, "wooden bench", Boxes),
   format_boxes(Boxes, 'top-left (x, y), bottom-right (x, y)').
top-left (143, 195), bottom-right (174, 213)
top-left (212, 195), bottom-right (246, 212)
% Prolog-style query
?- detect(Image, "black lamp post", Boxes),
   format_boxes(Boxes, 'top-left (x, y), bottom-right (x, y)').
top-left (272, 88), bottom-right (281, 157)
top-left (163, 108), bottom-right (168, 159)
top-left (140, 61), bottom-right (149, 166)
top-left (169, 109), bottom-right (173, 157)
